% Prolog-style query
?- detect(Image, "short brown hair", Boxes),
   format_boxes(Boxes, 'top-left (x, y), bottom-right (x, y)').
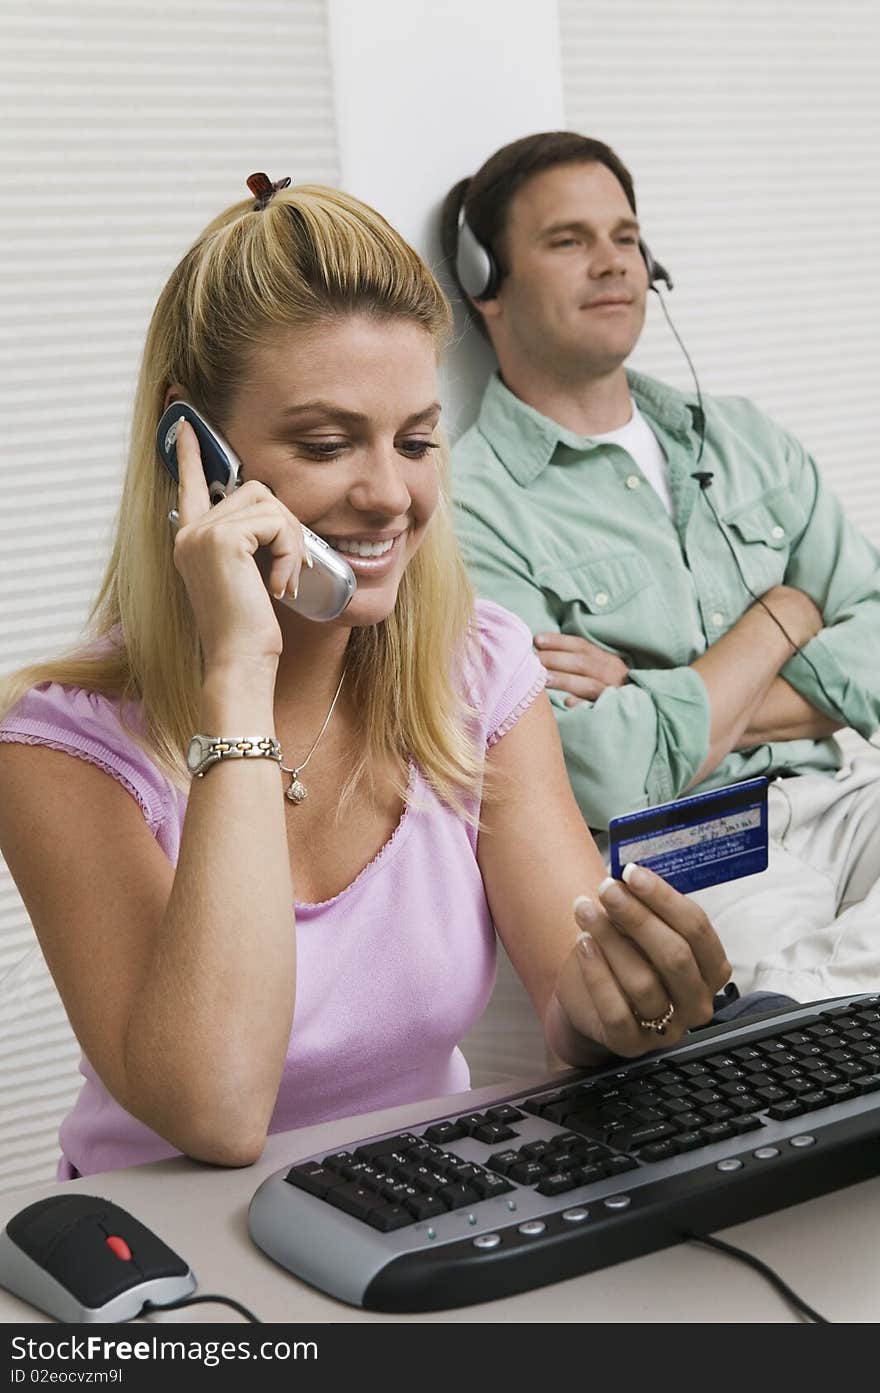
top-left (440, 131), bottom-right (637, 337)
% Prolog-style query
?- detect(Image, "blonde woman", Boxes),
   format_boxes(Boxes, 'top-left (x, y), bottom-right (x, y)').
top-left (0, 181), bottom-right (735, 1181)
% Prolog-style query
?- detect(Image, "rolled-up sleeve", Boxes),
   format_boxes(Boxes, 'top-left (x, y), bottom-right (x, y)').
top-left (780, 439), bottom-right (880, 740)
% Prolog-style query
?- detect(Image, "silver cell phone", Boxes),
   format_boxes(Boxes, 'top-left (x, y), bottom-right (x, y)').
top-left (156, 401), bottom-right (356, 622)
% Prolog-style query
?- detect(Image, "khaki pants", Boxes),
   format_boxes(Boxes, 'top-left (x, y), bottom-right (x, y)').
top-left (691, 756), bottom-right (880, 1002)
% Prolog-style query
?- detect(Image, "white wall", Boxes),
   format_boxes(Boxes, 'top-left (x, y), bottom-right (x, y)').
top-left (327, 0), bottom-right (564, 436)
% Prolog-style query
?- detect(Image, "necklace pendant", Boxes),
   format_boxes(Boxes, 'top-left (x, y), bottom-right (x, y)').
top-left (285, 776), bottom-right (308, 805)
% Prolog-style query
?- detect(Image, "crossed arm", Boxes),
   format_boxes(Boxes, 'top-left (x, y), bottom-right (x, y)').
top-left (535, 583), bottom-right (840, 789)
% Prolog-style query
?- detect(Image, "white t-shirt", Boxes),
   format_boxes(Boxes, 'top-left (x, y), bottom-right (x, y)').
top-left (591, 401), bottom-right (673, 514)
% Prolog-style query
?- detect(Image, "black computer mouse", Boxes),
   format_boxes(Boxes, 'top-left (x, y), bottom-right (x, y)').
top-left (0, 1193), bottom-right (196, 1322)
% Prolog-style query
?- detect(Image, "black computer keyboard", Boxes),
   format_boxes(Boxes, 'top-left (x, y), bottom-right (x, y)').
top-left (248, 994), bottom-right (880, 1311)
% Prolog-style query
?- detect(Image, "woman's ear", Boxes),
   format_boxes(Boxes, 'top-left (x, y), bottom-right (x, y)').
top-left (163, 382), bottom-right (188, 412)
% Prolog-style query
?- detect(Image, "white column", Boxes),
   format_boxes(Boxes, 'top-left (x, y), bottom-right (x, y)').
top-left (326, 0), bottom-right (565, 1081)
top-left (326, 0), bottom-right (564, 433)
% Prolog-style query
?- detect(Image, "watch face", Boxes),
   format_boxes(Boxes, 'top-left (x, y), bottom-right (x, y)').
top-left (186, 736), bottom-right (206, 771)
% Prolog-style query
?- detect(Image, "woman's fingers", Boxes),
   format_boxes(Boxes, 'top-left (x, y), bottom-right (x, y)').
top-left (594, 874), bottom-right (724, 1026)
top-left (570, 922), bottom-right (663, 1057)
top-left (574, 897), bottom-right (672, 1023)
top-left (618, 864), bottom-right (732, 996)
top-left (174, 418), bottom-right (212, 527)
top-left (204, 501), bottom-right (308, 602)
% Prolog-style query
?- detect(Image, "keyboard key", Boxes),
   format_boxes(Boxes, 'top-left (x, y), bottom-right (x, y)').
top-left (378, 1179), bottom-right (411, 1203)
top-left (799, 1091), bottom-right (831, 1111)
top-left (486, 1149), bottom-right (520, 1175)
top-left (640, 1140), bottom-right (678, 1162)
top-left (604, 1154), bottom-right (639, 1175)
top-left (675, 1131), bottom-right (706, 1151)
top-left (726, 1095), bottom-right (763, 1115)
top-left (455, 1113), bottom-right (487, 1134)
top-left (365, 1203), bottom-right (417, 1231)
top-left (471, 1172), bottom-right (514, 1199)
top-left (826, 1082), bottom-right (857, 1101)
top-left (573, 1164), bottom-right (606, 1185)
top-left (285, 1163), bottom-right (347, 1198)
top-left (702, 1122), bottom-right (735, 1143)
top-left (854, 1075), bottom-right (880, 1094)
top-left (702, 1104), bottom-right (735, 1122)
top-left (767, 1100), bottom-right (805, 1120)
top-left (403, 1194), bottom-right (447, 1222)
top-left (520, 1140), bottom-right (554, 1160)
top-left (485, 1105), bottom-right (525, 1123)
top-left (755, 1086), bottom-right (788, 1105)
top-left (537, 1172), bottom-right (576, 1197)
top-left (730, 1114), bottom-right (764, 1134)
top-left (438, 1183), bottom-right (480, 1209)
top-left (615, 1121), bottom-right (677, 1151)
top-left (509, 1161), bottom-right (546, 1186)
top-left (423, 1121), bottom-right (465, 1145)
top-left (355, 1135), bottom-right (415, 1161)
top-left (327, 1183), bottom-right (386, 1220)
top-left (835, 1060), bottom-right (869, 1079)
top-left (473, 1123), bottom-right (519, 1145)
top-left (322, 1151), bottom-right (355, 1172)
top-left (552, 1153), bottom-right (583, 1175)
top-left (674, 1112), bottom-right (705, 1133)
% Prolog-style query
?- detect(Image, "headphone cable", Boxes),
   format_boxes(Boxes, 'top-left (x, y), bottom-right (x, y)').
top-left (654, 288), bottom-right (855, 736)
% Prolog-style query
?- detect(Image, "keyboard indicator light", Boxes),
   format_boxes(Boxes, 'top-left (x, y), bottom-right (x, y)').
top-left (426, 1228), bottom-right (436, 1240)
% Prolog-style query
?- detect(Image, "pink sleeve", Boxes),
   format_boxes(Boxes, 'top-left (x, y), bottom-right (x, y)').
top-left (0, 682), bottom-right (177, 838)
top-left (470, 599), bottom-right (547, 748)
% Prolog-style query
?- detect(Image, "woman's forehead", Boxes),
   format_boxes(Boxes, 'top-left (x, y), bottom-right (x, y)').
top-left (238, 316), bottom-right (440, 416)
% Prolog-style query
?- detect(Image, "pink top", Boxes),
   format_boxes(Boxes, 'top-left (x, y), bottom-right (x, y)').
top-left (0, 600), bottom-right (545, 1179)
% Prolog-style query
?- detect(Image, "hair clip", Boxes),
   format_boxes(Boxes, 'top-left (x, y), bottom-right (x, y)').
top-left (246, 172), bottom-right (292, 211)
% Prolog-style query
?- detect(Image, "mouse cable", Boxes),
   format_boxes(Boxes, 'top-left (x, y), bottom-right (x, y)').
top-left (681, 1231), bottom-right (829, 1323)
top-left (654, 287), bottom-right (856, 737)
top-left (139, 1293), bottom-right (261, 1323)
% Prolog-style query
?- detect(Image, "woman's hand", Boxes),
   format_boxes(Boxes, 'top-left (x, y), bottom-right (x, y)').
top-left (171, 418), bottom-right (311, 671)
top-left (552, 863), bottom-right (732, 1060)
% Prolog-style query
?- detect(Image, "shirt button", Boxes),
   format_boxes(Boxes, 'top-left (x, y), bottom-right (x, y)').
top-left (594, 592), bottom-right (609, 608)
top-left (626, 474), bottom-right (641, 490)
top-left (771, 525), bottom-right (785, 539)
top-left (710, 611), bottom-right (724, 627)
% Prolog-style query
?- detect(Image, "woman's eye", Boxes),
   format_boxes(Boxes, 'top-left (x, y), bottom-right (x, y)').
top-left (399, 440), bottom-right (439, 460)
top-left (298, 441), bottom-right (347, 458)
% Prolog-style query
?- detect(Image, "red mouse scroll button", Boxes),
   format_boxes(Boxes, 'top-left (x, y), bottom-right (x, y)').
top-left (105, 1235), bottom-right (132, 1261)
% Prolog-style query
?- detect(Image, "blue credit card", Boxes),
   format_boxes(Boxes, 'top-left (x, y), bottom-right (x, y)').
top-left (608, 777), bottom-right (770, 894)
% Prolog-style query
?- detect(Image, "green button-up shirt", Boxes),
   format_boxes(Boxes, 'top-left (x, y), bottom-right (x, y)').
top-left (452, 370), bottom-right (880, 831)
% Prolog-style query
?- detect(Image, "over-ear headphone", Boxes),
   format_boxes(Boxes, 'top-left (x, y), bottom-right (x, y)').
top-left (455, 200), bottom-right (673, 300)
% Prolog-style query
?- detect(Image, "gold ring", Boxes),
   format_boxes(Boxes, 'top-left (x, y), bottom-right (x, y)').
top-left (633, 1001), bottom-right (675, 1035)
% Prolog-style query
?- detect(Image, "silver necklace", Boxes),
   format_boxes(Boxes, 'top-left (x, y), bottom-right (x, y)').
top-left (279, 663), bottom-right (348, 805)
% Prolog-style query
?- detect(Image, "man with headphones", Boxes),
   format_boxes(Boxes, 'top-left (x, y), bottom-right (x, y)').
top-left (443, 131), bottom-right (880, 1004)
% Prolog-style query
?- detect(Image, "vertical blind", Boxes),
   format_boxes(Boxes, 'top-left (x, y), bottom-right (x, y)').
top-left (559, 0), bottom-right (880, 540)
top-left (0, 0), bottom-right (339, 1194)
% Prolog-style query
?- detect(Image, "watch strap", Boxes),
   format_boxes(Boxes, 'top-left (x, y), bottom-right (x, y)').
top-left (188, 735), bottom-right (282, 777)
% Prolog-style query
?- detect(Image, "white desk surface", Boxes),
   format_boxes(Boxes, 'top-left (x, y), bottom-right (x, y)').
top-left (1, 1071), bottom-right (878, 1324)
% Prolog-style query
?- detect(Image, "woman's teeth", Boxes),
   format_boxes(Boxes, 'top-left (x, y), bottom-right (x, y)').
top-left (332, 537), bottom-right (395, 558)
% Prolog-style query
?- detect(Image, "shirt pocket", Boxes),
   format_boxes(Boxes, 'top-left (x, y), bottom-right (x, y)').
top-left (538, 551), bottom-right (653, 624)
top-left (721, 487), bottom-right (805, 590)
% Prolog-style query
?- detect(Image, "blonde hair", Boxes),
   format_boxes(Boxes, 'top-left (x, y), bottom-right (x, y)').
top-left (0, 186), bottom-right (484, 815)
